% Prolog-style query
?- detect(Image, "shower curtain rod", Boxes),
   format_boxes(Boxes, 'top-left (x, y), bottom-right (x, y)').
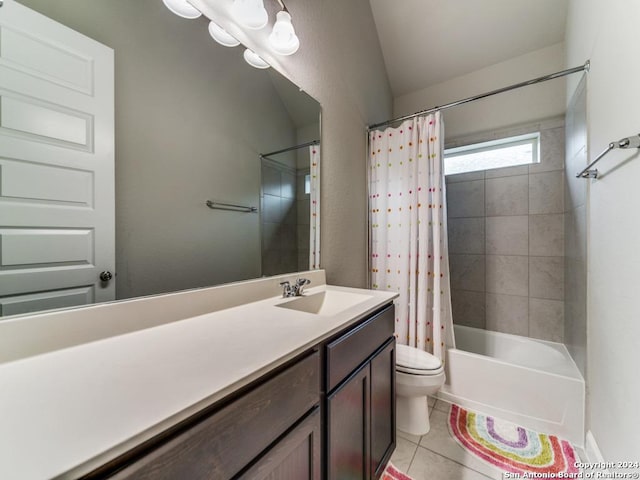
top-left (260, 140), bottom-right (319, 158)
top-left (368, 61), bottom-right (590, 131)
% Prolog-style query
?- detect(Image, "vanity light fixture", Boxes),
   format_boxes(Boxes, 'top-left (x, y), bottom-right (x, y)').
top-left (208, 21), bottom-right (241, 47)
top-left (268, 10), bottom-right (300, 55)
top-left (161, 0), bottom-right (202, 19)
top-left (230, 0), bottom-right (269, 30)
top-left (162, 0), bottom-right (300, 70)
top-left (243, 48), bottom-right (270, 69)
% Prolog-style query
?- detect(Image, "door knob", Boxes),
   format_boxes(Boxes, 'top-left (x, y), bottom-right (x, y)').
top-left (99, 271), bottom-right (113, 282)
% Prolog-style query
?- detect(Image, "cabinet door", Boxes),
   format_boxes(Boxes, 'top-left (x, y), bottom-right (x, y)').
top-left (239, 408), bottom-right (321, 480)
top-left (327, 363), bottom-right (370, 480)
top-left (105, 353), bottom-right (319, 480)
top-left (370, 339), bottom-right (396, 479)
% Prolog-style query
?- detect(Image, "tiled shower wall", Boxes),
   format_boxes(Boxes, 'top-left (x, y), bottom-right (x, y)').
top-left (564, 75), bottom-right (588, 376)
top-left (446, 120), bottom-right (566, 342)
top-left (261, 159), bottom-right (298, 276)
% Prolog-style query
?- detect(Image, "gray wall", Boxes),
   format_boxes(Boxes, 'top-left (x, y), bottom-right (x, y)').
top-left (446, 120), bottom-right (566, 342)
top-left (282, 0), bottom-right (393, 287)
top-left (17, 0), bottom-right (305, 298)
top-left (564, 75), bottom-right (588, 376)
top-left (23, 0), bottom-right (393, 292)
top-left (394, 44), bottom-right (566, 141)
top-left (190, 0), bottom-right (394, 288)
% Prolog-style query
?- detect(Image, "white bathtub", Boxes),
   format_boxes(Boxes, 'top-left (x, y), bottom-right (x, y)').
top-left (438, 325), bottom-right (585, 446)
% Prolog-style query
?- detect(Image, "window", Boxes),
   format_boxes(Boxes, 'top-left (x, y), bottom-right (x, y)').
top-left (304, 174), bottom-right (311, 194)
top-left (444, 133), bottom-right (540, 176)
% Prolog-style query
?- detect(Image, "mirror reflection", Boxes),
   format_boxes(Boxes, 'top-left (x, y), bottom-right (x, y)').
top-left (0, 0), bottom-right (321, 318)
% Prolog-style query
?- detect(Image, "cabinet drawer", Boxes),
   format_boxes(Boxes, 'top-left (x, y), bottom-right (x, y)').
top-left (110, 351), bottom-right (320, 480)
top-left (326, 304), bottom-right (393, 392)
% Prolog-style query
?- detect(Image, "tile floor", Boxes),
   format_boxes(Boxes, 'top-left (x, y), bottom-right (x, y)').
top-left (390, 397), bottom-right (505, 479)
top-left (390, 397), bottom-right (588, 479)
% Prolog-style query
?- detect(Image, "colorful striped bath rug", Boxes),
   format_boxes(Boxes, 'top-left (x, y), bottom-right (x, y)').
top-left (449, 404), bottom-right (580, 476)
top-left (382, 461), bottom-right (414, 480)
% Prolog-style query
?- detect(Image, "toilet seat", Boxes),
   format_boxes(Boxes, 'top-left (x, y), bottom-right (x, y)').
top-left (396, 344), bottom-right (443, 376)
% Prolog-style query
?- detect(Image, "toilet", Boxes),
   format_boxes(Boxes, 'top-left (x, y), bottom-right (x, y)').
top-left (395, 343), bottom-right (446, 436)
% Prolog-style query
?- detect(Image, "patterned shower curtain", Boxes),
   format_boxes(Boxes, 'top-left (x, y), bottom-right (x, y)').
top-left (369, 112), bottom-right (455, 360)
top-left (309, 145), bottom-right (320, 269)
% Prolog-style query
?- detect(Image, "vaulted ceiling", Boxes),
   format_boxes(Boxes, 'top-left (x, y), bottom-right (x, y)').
top-left (369, 0), bottom-right (569, 97)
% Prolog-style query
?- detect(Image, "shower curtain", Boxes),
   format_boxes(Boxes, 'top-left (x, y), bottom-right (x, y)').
top-left (309, 145), bottom-right (321, 269)
top-left (369, 112), bottom-right (455, 360)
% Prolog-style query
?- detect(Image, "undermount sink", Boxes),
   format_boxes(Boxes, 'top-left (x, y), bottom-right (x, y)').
top-left (276, 290), bottom-right (373, 316)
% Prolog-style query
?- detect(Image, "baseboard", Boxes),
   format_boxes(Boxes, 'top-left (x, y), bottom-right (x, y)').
top-left (585, 430), bottom-right (608, 471)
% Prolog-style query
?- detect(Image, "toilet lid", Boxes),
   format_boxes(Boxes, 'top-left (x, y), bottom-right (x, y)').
top-left (396, 344), bottom-right (442, 372)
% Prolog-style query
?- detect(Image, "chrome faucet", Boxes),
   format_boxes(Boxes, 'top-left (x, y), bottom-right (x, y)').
top-left (280, 278), bottom-right (311, 298)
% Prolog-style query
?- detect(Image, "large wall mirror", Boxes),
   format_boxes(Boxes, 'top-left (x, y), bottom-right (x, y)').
top-left (0, 0), bottom-right (321, 318)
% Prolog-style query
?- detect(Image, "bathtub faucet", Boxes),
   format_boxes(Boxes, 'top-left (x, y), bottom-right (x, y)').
top-left (279, 278), bottom-right (310, 298)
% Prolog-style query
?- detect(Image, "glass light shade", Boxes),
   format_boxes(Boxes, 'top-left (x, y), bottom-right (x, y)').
top-left (208, 21), bottom-right (240, 47)
top-left (243, 49), bottom-right (270, 69)
top-left (230, 0), bottom-right (268, 30)
top-left (268, 11), bottom-right (300, 55)
top-left (161, 0), bottom-right (201, 19)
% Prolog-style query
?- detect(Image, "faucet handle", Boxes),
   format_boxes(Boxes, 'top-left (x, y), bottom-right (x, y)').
top-left (280, 281), bottom-right (294, 298)
top-left (293, 278), bottom-right (310, 296)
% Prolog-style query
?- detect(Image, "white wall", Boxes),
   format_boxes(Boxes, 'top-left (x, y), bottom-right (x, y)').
top-left (394, 43), bottom-right (566, 140)
top-left (190, 0), bottom-right (393, 288)
top-left (566, 0), bottom-right (640, 461)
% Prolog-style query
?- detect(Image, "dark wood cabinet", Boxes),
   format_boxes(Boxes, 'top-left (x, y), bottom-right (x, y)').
top-left (327, 363), bottom-right (371, 479)
top-left (239, 408), bottom-right (321, 480)
top-left (104, 352), bottom-right (320, 480)
top-left (88, 302), bottom-right (395, 480)
top-left (370, 340), bottom-right (396, 479)
top-left (325, 305), bottom-right (396, 480)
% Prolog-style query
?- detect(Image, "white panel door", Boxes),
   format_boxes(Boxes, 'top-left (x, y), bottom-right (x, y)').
top-left (0, 0), bottom-right (115, 317)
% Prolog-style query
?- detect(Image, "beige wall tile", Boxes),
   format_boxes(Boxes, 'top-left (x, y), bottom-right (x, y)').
top-left (529, 214), bottom-right (564, 256)
top-left (485, 164), bottom-right (529, 179)
top-left (450, 255), bottom-right (485, 292)
top-left (529, 171), bottom-right (564, 214)
top-left (530, 127), bottom-right (565, 173)
top-left (448, 217), bottom-right (485, 254)
top-left (486, 216), bottom-right (528, 255)
top-left (486, 175), bottom-right (528, 216)
top-left (446, 171), bottom-right (485, 183)
top-left (529, 298), bottom-right (564, 342)
top-left (486, 293), bottom-right (529, 336)
top-left (447, 180), bottom-right (485, 218)
top-left (530, 256), bottom-right (564, 300)
top-left (565, 147), bottom-right (587, 209)
top-left (446, 123), bottom-right (568, 341)
top-left (486, 255), bottom-right (528, 296)
top-left (451, 289), bottom-right (486, 328)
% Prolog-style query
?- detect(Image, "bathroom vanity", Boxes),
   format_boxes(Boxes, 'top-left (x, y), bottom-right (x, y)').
top-left (0, 270), bottom-right (397, 480)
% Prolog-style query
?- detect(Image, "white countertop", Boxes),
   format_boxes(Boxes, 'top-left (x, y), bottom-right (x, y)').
top-left (0, 273), bottom-right (396, 479)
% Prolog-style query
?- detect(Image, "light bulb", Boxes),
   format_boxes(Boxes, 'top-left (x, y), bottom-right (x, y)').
top-left (161, 0), bottom-right (201, 19)
top-left (268, 11), bottom-right (300, 55)
top-left (230, 0), bottom-right (268, 30)
top-left (243, 49), bottom-right (270, 69)
top-left (208, 21), bottom-right (240, 47)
